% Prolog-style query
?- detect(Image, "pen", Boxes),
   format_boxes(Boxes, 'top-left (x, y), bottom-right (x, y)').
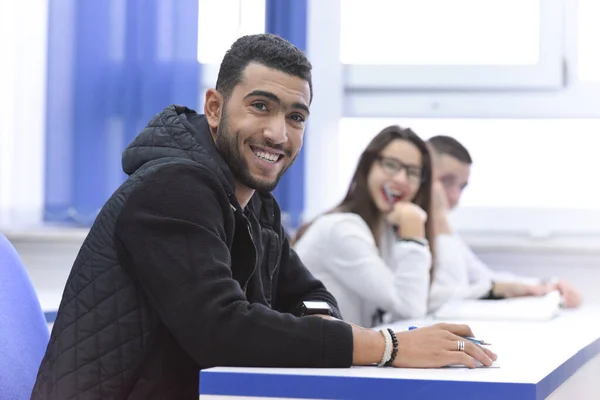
top-left (408, 326), bottom-right (492, 346)
top-left (383, 184), bottom-right (395, 206)
top-left (384, 184), bottom-right (401, 235)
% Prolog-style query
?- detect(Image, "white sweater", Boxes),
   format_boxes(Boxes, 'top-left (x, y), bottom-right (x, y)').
top-left (294, 212), bottom-right (432, 328)
top-left (429, 234), bottom-right (541, 312)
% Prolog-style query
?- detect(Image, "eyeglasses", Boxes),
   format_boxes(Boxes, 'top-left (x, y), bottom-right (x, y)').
top-left (376, 156), bottom-right (424, 184)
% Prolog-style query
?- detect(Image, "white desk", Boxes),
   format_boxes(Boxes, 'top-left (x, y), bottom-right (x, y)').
top-left (199, 307), bottom-right (600, 400)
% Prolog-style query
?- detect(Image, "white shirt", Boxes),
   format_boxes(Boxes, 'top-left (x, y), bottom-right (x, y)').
top-left (294, 212), bottom-right (432, 328)
top-left (429, 233), bottom-right (541, 312)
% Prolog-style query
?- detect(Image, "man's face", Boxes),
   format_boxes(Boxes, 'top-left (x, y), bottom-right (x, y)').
top-left (213, 63), bottom-right (310, 192)
top-left (435, 154), bottom-right (471, 210)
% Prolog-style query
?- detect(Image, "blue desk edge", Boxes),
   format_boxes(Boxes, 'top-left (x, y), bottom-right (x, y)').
top-left (199, 336), bottom-right (600, 400)
top-left (46, 310), bottom-right (600, 399)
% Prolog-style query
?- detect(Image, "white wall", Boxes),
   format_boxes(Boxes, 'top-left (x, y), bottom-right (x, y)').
top-left (0, 0), bottom-right (48, 228)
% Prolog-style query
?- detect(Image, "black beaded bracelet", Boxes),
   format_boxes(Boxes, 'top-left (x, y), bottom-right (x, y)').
top-left (385, 328), bottom-right (398, 366)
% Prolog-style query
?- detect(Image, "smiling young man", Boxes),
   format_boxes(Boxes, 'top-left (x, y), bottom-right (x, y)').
top-left (427, 135), bottom-right (582, 311)
top-left (32, 35), bottom-right (495, 400)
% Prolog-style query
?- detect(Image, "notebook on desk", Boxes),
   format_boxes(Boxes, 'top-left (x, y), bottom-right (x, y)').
top-left (433, 290), bottom-right (561, 321)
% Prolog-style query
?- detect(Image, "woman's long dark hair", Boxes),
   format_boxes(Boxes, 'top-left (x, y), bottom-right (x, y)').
top-left (293, 125), bottom-right (435, 265)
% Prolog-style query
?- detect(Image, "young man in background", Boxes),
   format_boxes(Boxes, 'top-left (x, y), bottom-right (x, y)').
top-left (427, 135), bottom-right (582, 311)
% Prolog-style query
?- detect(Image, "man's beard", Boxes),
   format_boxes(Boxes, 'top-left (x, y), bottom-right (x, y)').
top-left (214, 112), bottom-right (298, 193)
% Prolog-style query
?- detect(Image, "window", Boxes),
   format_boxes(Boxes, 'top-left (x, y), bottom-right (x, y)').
top-left (340, 0), bottom-right (539, 66)
top-left (339, 0), bottom-right (563, 90)
top-left (197, 0), bottom-right (265, 64)
top-left (0, 0), bottom-right (47, 226)
top-left (197, 0), bottom-right (265, 106)
top-left (337, 118), bottom-right (600, 233)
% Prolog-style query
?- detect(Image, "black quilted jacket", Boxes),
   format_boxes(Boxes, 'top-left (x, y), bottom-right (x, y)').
top-left (31, 105), bottom-right (353, 400)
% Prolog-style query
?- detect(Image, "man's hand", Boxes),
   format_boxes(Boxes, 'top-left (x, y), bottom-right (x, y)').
top-left (330, 317), bottom-right (498, 369)
top-left (554, 280), bottom-right (582, 308)
top-left (431, 180), bottom-right (450, 215)
top-left (431, 180), bottom-right (452, 235)
top-left (392, 323), bottom-right (497, 369)
top-left (491, 280), bottom-right (581, 308)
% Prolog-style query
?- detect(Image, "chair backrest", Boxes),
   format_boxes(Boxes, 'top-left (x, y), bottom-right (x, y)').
top-left (0, 233), bottom-right (49, 400)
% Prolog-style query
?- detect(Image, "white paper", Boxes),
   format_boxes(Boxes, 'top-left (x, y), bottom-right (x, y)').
top-left (433, 290), bottom-right (561, 321)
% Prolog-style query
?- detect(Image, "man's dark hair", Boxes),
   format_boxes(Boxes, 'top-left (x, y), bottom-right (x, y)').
top-left (216, 33), bottom-right (313, 103)
top-left (427, 135), bottom-right (473, 164)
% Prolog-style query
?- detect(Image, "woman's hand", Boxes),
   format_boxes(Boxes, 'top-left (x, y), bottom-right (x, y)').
top-left (386, 202), bottom-right (427, 239)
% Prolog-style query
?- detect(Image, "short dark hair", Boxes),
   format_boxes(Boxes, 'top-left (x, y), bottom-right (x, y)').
top-left (427, 135), bottom-right (472, 164)
top-left (216, 33), bottom-right (313, 103)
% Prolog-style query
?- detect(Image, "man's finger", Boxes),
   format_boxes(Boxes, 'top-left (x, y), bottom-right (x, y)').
top-left (556, 281), bottom-right (569, 291)
top-left (436, 323), bottom-right (474, 338)
top-left (447, 351), bottom-right (476, 369)
top-left (447, 336), bottom-right (498, 361)
top-left (447, 334), bottom-right (493, 367)
top-left (563, 291), bottom-right (581, 308)
top-left (462, 341), bottom-right (493, 367)
top-left (481, 346), bottom-right (498, 361)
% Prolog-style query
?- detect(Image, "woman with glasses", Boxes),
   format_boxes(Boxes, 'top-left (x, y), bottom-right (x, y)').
top-left (293, 125), bottom-right (434, 327)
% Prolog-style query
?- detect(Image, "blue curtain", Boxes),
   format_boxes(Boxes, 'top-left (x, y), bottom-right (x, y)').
top-left (44, 0), bottom-right (200, 225)
top-left (265, 0), bottom-right (308, 230)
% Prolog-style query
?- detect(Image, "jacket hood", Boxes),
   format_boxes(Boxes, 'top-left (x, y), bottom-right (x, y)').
top-left (122, 105), bottom-right (237, 194)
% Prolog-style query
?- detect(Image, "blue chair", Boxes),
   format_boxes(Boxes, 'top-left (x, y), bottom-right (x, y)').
top-left (0, 233), bottom-right (49, 399)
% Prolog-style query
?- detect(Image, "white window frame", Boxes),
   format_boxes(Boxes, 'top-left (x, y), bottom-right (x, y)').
top-left (343, 0), bottom-right (564, 91)
top-left (306, 0), bottom-right (600, 238)
top-left (342, 0), bottom-right (600, 119)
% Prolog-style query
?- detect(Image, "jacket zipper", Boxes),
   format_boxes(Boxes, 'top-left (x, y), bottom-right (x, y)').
top-left (242, 217), bottom-right (258, 294)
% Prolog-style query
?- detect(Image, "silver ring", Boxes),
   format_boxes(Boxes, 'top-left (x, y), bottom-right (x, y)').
top-left (457, 340), bottom-right (465, 352)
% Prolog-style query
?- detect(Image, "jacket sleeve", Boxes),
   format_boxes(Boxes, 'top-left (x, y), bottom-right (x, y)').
top-left (114, 164), bottom-right (353, 368)
top-left (272, 234), bottom-right (344, 319)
